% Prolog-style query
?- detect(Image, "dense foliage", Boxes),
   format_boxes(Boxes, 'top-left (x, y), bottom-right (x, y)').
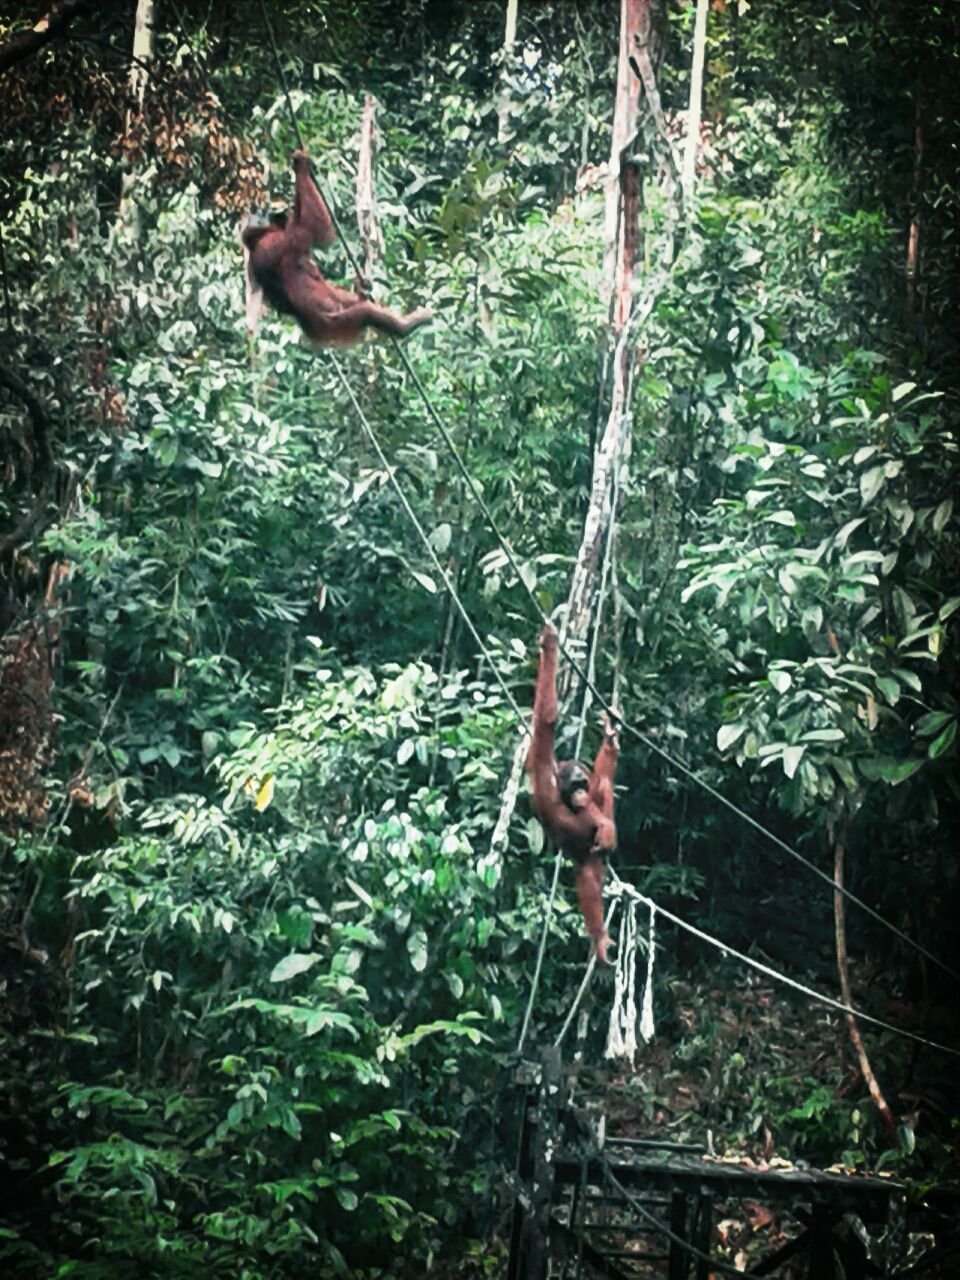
top-left (1, 1), bottom-right (957, 1275)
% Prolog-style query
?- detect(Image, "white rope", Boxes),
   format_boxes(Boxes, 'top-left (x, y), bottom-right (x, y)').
top-left (639, 902), bottom-right (656, 1043)
top-left (605, 872), bottom-right (960, 1060)
top-left (605, 891), bottom-right (638, 1059)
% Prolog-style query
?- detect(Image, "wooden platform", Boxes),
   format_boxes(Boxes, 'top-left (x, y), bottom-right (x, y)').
top-left (506, 1048), bottom-right (956, 1279)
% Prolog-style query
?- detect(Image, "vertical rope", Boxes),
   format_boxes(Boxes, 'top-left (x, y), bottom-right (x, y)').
top-left (516, 851), bottom-right (562, 1055)
top-left (553, 896), bottom-right (619, 1049)
top-left (604, 891), bottom-right (637, 1059)
top-left (639, 903), bottom-right (656, 1043)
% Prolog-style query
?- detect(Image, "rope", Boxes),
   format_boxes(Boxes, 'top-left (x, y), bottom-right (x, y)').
top-left (573, 442), bottom-right (621, 760)
top-left (255, 0), bottom-right (305, 153)
top-left (618, 723), bottom-right (959, 985)
top-left (553, 896), bottom-right (620, 1049)
top-left (639, 902), bottom-right (656, 1042)
top-left (253, 6), bottom-right (959, 987)
top-left (515, 851), bottom-right (562, 1055)
top-left (600, 1159), bottom-right (750, 1280)
top-left (326, 352), bottom-right (523, 720)
top-left (606, 874), bottom-right (960, 1060)
top-left (604, 890), bottom-right (638, 1058)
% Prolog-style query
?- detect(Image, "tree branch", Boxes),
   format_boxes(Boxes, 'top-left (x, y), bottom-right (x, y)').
top-left (0, 1), bottom-right (92, 75)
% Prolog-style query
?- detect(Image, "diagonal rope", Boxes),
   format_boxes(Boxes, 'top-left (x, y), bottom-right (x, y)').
top-left (606, 873), bottom-right (960, 1060)
top-left (600, 1159), bottom-right (754, 1280)
top-left (617, 723), bottom-right (960, 983)
top-left (326, 350), bottom-right (523, 720)
top-left (253, 2), bottom-right (960, 987)
top-left (515, 851), bottom-right (562, 1056)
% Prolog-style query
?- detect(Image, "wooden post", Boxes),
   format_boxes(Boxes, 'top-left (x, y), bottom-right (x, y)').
top-left (668, 1190), bottom-right (689, 1280)
top-left (525, 1046), bottom-right (562, 1279)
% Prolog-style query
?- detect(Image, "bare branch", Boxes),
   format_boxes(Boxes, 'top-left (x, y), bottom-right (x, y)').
top-left (0, 1), bottom-right (92, 76)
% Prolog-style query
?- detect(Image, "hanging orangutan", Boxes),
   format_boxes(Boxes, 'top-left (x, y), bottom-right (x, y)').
top-left (242, 151), bottom-right (432, 346)
top-left (526, 621), bottom-right (619, 964)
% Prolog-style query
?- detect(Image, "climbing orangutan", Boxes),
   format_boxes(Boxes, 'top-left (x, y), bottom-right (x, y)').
top-left (242, 151), bottom-right (432, 346)
top-left (526, 621), bottom-right (619, 964)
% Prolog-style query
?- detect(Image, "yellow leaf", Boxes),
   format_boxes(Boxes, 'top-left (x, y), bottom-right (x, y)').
top-left (255, 775), bottom-right (275, 812)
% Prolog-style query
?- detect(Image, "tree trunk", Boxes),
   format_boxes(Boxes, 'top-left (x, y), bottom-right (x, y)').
top-left (497, 0), bottom-right (520, 141)
top-left (356, 94), bottom-right (385, 288)
top-left (833, 837), bottom-right (898, 1143)
top-left (681, 0), bottom-right (709, 205)
top-left (488, 0), bottom-right (669, 865)
top-left (562, 0), bottom-right (652, 698)
top-left (601, 0), bottom-right (643, 301)
top-left (117, 0), bottom-right (156, 244)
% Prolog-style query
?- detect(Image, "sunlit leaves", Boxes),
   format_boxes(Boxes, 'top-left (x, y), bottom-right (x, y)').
top-left (270, 953), bottom-right (322, 983)
top-left (255, 775), bottom-right (275, 812)
top-left (717, 722), bottom-right (747, 752)
top-left (226, 997), bottom-right (359, 1040)
top-left (407, 926), bottom-right (428, 973)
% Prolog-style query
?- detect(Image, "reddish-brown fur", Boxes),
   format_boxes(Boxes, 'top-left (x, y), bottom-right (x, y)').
top-left (242, 152), bottom-right (431, 346)
top-left (526, 622), bottom-right (619, 963)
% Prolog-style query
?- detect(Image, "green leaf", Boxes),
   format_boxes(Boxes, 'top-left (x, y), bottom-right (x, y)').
top-left (914, 711), bottom-right (952, 738)
top-left (717, 723), bottom-right (747, 752)
top-left (407, 928), bottom-right (428, 973)
top-left (859, 466), bottom-right (884, 505)
top-left (893, 667), bottom-right (922, 692)
top-left (932, 499), bottom-right (953, 534)
top-left (830, 757), bottom-right (858, 790)
top-left (344, 877), bottom-right (374, 908)
top-left (799, 728), bottom-right (845, 743)
top-left (891, 381), bottom-right (916, 402)
top-left (928, 721), bottom-right (956, 759)
top-left (155, 437), bottom-right (178, 467)
top-left (335, 1188), bottom-right (359, 1212)
top-left (768, 669), bottom-right (792, 694)
top-left (875, 677), bottom-right (899, 705)
top-left (859, 757), bottom-right (923, 785)
top-left (411, 570), bottom-right (437, 594)
top-left (270, 953), bottom-right (321, 983)
top-left (834, 517), bottom-right (866, 549)
top-left (782, 744), bottom-right (805, 779)
top-left (430, 522), bottom-right (452, 554)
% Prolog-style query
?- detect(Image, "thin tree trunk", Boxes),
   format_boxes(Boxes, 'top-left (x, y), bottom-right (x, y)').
top-left (488, 0), bottom-right (669, 864)
top-left (563, 0), bottom-right (649, 691)
top-left (601, 0), bottom-right (643, 301)
top-left (681, 0), bottom-right (709, 205)
top-left (356, 94), bottom-right (384, 287)
top-left (497, 0), bottom-right (520, 141)
top-left (833, 838), bottom-right (898, 1143)
top-left (117, 0), bottom-right (155, 244)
